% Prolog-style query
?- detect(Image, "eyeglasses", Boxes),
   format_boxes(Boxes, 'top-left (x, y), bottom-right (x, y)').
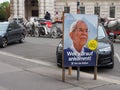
top-left (76, 28), bottom-right (90, 33)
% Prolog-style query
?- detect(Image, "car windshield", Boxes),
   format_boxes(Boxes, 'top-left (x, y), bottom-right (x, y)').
top-left (0, 23), bottom-right (8, 34)
top-left (98, 25), bottom-right (106, 39)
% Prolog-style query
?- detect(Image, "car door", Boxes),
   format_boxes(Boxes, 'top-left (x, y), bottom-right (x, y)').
top-left (13, 23), bottom-right (22, 40)
top-left (7, 23), bottom-right (16, 43)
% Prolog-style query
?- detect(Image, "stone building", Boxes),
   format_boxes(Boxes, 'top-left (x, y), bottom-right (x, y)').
top-left (9, 0), bottom-right (120, 21)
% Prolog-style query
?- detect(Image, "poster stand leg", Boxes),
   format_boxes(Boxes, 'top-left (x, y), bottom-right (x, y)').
top-left (77, 67), bottom-right (80, 80)
top-left (94, 53), bottom-right (98, 80)
top-left (68, 67), bottom-right (72, 75)
top-left (94, 66), bottom-right (97, 80)
top-left (62, 67), bottom-right (65, 82)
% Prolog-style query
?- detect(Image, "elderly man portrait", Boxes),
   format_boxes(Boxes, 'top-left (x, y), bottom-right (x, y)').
top-left (64, 20), bottom-right (96, 66)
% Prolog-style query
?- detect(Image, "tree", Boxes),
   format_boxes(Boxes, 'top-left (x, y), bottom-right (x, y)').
top-left (0, 1), bottom-right (10, 21)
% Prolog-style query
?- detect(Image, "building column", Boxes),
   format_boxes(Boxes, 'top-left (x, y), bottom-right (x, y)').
top-left (17, 0), bottom-right (26, 21)
top-left (9, 0), bottom-right (18, 20)
top-left (45, 0), bottom-right (55, 20)
top-left (8, 0), bottom-right (13, 21)
top-left (38, 0), bottom-right (55, 19)
top-left (39, 0), bottom-right (45, 18)
top-left (13, 0), bottom-right (18, 18)
top-left (21, 0), bottom-right (27, 21)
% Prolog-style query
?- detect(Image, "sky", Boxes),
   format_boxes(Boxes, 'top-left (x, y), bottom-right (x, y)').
top-left (0, 0), bottom-right (10, 3)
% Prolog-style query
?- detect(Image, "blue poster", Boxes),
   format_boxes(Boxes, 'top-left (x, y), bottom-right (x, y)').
top-left (64, 14), bottom-right (98, 67)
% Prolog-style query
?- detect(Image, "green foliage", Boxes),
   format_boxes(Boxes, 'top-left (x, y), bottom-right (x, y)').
top-left (0, 1), bottom-right (10, 21)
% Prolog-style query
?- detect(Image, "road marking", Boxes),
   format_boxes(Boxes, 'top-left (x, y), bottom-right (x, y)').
top-left (0, 51), bottom-right (53, 66)
top-left (115, 53), bottom-right (120, 63)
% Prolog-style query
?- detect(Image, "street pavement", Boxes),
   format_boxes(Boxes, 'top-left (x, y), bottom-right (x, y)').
top-left (0, 53), bottom-right (120, 90)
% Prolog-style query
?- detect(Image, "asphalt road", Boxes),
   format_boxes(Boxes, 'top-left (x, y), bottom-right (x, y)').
top-left (0, 37), bottom-right (120, 90)
top-left (0, 37), bottom-right (120, 78)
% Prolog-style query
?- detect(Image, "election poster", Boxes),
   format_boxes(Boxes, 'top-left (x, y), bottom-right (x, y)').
top-left (64, 14), bottom-right (98, 67)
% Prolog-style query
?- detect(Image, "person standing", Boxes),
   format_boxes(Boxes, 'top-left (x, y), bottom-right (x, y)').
top-left (44, 11), bottom-right (51, 20)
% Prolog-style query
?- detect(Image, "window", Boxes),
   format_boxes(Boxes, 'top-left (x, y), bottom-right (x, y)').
top-left (13, 23), bottom-right (21, 29)
top-left (31, 0), bottom-right (38, 7)
top-left (8, 23), bottom-right (14, 30)
top-left (32, 10), bottom-right (38, 17)
top-left (98, 25), bottom-right (106, 39)
top-left (80, 7), bottom-right (85, 14)
top-left (64, 7), bottom-right (70, 13)
top-left (94, 6), bottom-right (100, 16)
top-left (110, 6), bottom-right (115, 18)
top-left (0, 24), bottom-right (8, 32)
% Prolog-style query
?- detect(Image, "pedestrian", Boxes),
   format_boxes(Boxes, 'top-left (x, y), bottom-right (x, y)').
top-left (44, 11), bottom-right (51, 20)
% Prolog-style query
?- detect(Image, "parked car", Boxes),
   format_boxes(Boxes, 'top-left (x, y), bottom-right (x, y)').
top-left (56, 24), bottom-right (114, 68)
top-left (0, 22), bottom-right (26, 48)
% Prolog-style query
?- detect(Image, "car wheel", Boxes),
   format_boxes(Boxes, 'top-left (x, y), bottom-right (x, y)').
top-left (19, 34), bottom-right (25, 43)
top-left (56, 54), bottom-right (62, 67)
top-left (51, 27), bottom-right (58, 38)
top-left (107, 63), bottom-right (114, 69)
top-left (1, 38), bottom-right (7, 48)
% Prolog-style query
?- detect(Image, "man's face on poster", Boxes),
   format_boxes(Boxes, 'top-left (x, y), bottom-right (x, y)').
top-left (71, 21), bottom-right (88, 47)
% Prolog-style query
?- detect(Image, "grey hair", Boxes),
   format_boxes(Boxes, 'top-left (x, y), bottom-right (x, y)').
top-left (69, 20), bottom-right (86, 33)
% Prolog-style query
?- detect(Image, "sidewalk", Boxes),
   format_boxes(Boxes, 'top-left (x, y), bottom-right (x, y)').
top-left (27, 65), bottom-right (120, 90)
top-left (0, 60), bottom-right (120, 90)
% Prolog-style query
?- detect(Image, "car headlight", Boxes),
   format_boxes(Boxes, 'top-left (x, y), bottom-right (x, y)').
top-left (99, 46), bottom-right (111, 52)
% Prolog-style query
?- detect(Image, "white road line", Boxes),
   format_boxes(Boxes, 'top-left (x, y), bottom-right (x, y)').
top-left (115, 53), bottom-right (120, 63)
top-left (0, 51), bottom-right (53, 66)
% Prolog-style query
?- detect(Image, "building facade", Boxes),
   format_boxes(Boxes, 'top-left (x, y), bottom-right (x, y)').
top-left (9, 0), bottom-right (120, 21)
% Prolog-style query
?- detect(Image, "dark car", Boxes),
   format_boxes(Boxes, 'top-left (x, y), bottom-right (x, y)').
top-left (0, 22), bottom-right (26, 48)
top-left (56, 24), bottom-right (114, 68)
